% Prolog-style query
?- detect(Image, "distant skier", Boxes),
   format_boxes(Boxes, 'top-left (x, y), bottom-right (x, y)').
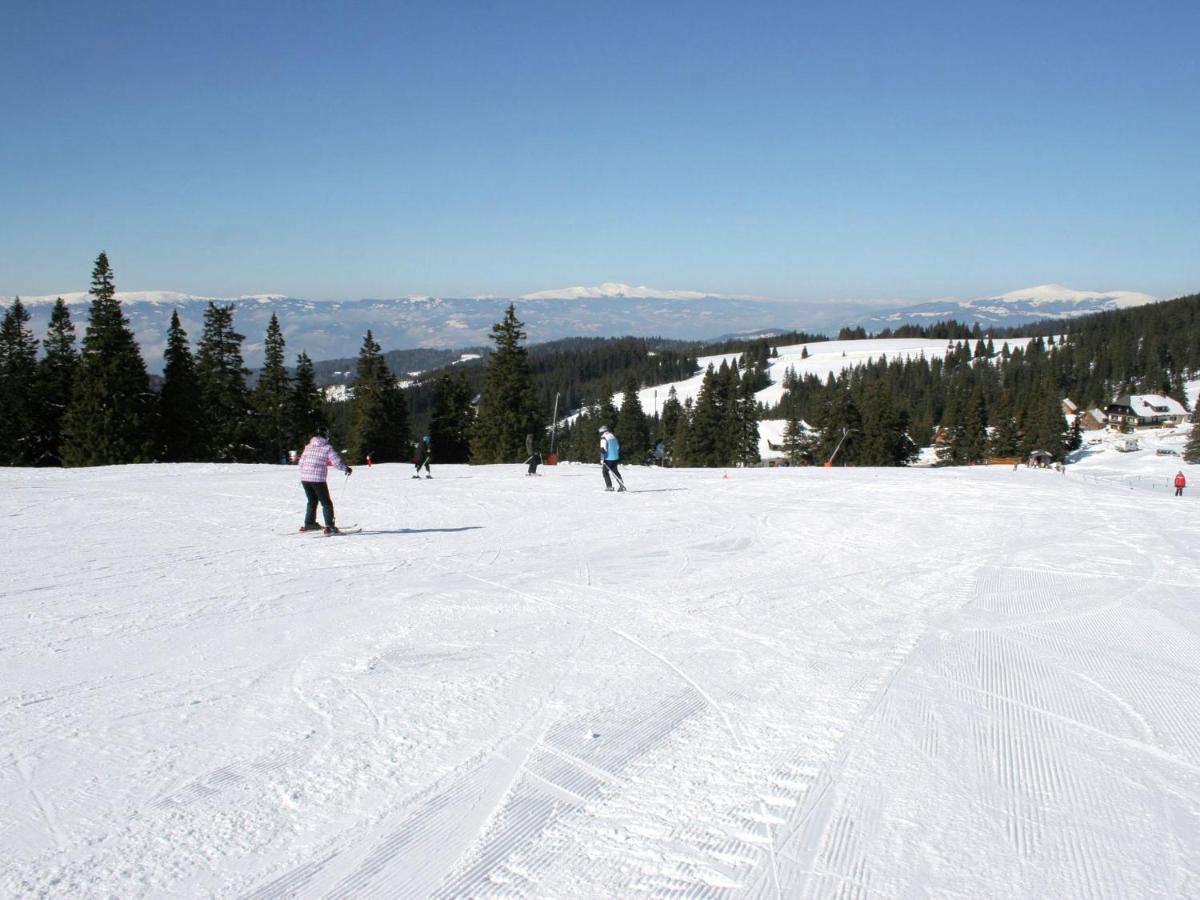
top-left (413, 435), bottom-right (432, 479)
top-left (1175, 471), bottom-right (1186, 497)
top-left (525, 433), bottom-right (542, 476)
top-left (599, 425), bottom-right (626, 492)
top-left (298, 427), bottom-right (352, 534)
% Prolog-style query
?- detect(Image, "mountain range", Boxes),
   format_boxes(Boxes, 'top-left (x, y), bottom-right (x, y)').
top-left (4, 283), bottom-right (1161, 371)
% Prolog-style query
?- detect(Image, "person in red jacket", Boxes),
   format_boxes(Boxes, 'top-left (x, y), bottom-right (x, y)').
top-left (1175, 471), bottom-right (1186, 497)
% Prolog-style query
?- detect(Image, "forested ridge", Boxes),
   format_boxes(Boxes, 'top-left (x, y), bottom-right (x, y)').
top-left (3, 251), bottom-right (1197, 469)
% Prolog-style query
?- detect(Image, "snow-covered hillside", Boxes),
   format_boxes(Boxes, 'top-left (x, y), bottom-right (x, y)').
top-left (618, 336), bottom-right (1037, 417)
top-left (4, 461), bottom-right (1199, 897)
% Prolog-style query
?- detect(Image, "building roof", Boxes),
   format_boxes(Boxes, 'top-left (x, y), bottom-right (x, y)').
top-left (1113, 394), bottom-right (1189, 418)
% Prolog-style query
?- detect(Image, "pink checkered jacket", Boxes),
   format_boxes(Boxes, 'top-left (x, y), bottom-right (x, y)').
top-left (298, 436), bottom-right (349, 482)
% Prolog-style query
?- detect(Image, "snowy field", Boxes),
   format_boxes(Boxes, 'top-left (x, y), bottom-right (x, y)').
top-left (4, 461), bottom-right (1200, 898)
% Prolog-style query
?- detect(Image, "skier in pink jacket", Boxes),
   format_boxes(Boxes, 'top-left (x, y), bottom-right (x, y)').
top-left (298, 427), bottom-right (352, 533)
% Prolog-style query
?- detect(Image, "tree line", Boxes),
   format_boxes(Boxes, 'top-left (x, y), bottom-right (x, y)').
top-left (4, 252), bottom-right (1196, 470)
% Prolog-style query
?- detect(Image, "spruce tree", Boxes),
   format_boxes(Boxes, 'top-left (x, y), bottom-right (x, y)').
top-left (858, 381), bottom-right (914, 466)
top-left (32, 299), bottom-right (78, 466)
top-left (428, 369), bottom-right (475, 463)
top-left (348, 330), bottom-right (409, 463)
top-left (195, 303), bottom-right (252, 461)
top-left (734, 369), bottom-right (762, 465)
top-left (291, 352), bottom-right (327, 443)
top-left (61, 253), bottom-right (157, 466)
top-left (660, 387), bottom-right (684, 461)
top-left (615, 373), bottom-right (650, 463)
top-left (1184, 419), bottom-right (1200, 464)
top-left (670, 398), bottom-right (693, 467)
top-left (471, 304), bottom-right (543, 463)
top-left (782, 412), bottom-right (815, 465)
top-left (159, 310), bottom-right (202, 462)
top-left (686, 366), bottom-right (724, 466)
top-left (252, 313), bottom-right (292, 463)
top-left (0, 297), bottom-right (39, 465)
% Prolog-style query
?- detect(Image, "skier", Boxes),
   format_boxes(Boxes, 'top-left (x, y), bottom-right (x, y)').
top-left (413, 434), bottom-right (432, 479)
top-left (1175, 470), bottom-right (1186, 497)
top-left (525, 433), bottom-right (542, 476)
top-left (599, 425), bottom-right (626, 492)
top-left (298, 427), bottom-right (352, 534)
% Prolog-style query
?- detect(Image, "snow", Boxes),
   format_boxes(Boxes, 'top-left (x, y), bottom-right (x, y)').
top-left (519, 282), bottom-right (748, 301)
top-left (619, 336), bottom-right (1036, 418)
top-left (4, 458), bottom-right (1200, 897)
top-left (991, 284), bottom-right (1158, 309)
top-left (2, 291), bottom-right (287, 306)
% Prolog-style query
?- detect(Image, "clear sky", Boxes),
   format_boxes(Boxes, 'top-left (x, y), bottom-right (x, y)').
top-left (3, 0), bottom-right (1198, 302)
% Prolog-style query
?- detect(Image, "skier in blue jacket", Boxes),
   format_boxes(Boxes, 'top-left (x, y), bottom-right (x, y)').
top-left (599, 425), bottom-right (626, 492)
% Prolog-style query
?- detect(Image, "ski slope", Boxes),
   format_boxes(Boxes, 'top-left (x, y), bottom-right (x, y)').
top-left (4, 461), bottom-right (1200, 898)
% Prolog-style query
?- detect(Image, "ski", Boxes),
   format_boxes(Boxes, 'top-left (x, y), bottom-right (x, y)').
top-left (288, 523), bottom-right (359, 535)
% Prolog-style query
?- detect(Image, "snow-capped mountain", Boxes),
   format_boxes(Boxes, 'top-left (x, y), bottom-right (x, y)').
top-left (3, 283), bottom-right (1160, 371)
top-left (3, 290), bottom-right (871, 371)
top-left (856, 284), bottom-right (1159, 332)
top-left (518, 282), bottom-right (759, 301)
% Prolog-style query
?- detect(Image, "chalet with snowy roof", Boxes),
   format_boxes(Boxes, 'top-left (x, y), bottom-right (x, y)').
top-left (1061, 398), bottom-right (1105, 430)
top-left (1105, 393), bottom-right (1189, 429)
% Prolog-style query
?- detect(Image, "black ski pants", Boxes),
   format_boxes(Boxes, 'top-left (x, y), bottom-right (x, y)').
top-left (602, 459), bottom-right (623, 489)
top-left (415, 452), bottom-right (431, 475)
top-left (302, 480), bottom-right (336, 528)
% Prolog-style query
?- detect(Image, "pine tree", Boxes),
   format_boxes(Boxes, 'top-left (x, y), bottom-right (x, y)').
top-left (616, 373), bottom-right (650, 463)
top-left (686, 366), bottom-right (724, 466)
top-left (660, 387), bottom-right (684, 462)
top-left (858, 381), bottom-right (915, 466)
top-left (471, 304), bottom-right (543, 463)
top-left (670, 398), bottom-right (693, 467)
top-left (195, 303), bottom-right (252, 461)
top-left (0, 297), bottom-right (39, 465)
top-left (62, 253), bottom-right (157, 466)
top-left (348, 330), bottom-right (409, 463)
top-left (31, 299), bottom-right (77, 466)
top-left (818, 390), bottom-right (861, 465)
top-left (159, 310), bottom-right (202, 462)
top-left (782, 412), bottom-right (816, 465)
top-left (428, 369), bottom-right (474, 463)
top-left (252, 313), bottom-right (292, 463)
top-left (1184, 418), bottom-right (1200, 464)
top-left (734, 368), bottom-right (761, 465)
top-left (291, 352), bottom-right (327, 443)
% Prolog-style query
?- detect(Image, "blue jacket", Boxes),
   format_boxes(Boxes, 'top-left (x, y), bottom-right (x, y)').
top-left (600, 432), bottom-right (620, 461)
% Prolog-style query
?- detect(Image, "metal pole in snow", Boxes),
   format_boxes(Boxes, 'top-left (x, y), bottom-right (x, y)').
top-left (550, 391), bottom-right (560, 452)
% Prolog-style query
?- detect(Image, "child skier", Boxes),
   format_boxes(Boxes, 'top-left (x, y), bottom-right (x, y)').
top-left (298, 427), bottom-right (352, 533)
top-left (525, 433), bottom-right (542, 476)
top-left (413, 435), bottom-right (432, 479)
top-left (1175, 470), bottom-right (1186, 497)
top-left (599, 425), bottom-right (626, 492)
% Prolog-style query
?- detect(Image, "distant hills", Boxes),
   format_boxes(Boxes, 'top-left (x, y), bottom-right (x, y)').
top-left (3, 284), bottom-right (1161, 371)
top-left (855, 284), bottom-right (1159, 332)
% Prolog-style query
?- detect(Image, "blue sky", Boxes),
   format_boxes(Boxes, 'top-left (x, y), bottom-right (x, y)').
top-left (3, 0), bottom-right (1198, 302)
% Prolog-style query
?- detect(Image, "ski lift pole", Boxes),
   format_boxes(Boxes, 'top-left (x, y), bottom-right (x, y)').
top-left (550, 391), bottom-right (560, 453)
top-left (825, 427), bottom-right (849, 467)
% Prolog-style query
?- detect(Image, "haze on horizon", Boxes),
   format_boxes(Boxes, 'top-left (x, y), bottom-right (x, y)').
top-left (3, 1), bottom-right (1198, 303)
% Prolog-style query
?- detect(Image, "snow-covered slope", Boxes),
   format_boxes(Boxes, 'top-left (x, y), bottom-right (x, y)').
top-left (616, 335), bottom-right (1036, 418)
top-left (4, 461), bottom-right (1199, 897)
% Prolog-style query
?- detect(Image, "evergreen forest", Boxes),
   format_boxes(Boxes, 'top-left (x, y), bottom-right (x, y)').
top-left (2, 252), bottom-right (1197, 469)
